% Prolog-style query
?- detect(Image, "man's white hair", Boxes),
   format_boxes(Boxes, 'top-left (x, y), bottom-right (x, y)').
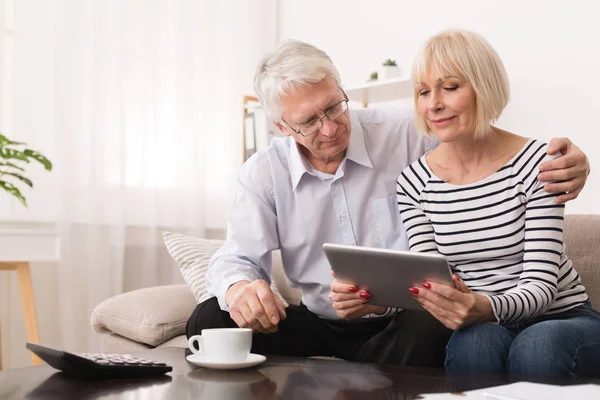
top-left (254, 40), bottom-right (342, 121)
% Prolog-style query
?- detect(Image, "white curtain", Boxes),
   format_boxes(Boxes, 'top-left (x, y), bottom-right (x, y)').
top-left (0, 0), bottom-right (277, 369)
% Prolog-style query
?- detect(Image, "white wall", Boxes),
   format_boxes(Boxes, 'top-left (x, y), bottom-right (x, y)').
top-left (277, 0), bottom-right (600, 213)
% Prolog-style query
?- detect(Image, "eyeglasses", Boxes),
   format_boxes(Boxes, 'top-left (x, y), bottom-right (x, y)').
top-left (281, 91), bottom-right (349, 137)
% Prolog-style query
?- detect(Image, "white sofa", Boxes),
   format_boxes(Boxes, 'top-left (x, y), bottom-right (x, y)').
top-left (92, 215), bottom-right (600, 353)
top-left (92, 250), bottom-right (302, 353)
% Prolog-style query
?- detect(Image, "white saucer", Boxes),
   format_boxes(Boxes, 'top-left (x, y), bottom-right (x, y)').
top-left (186, 353), bottom-right (266, 370)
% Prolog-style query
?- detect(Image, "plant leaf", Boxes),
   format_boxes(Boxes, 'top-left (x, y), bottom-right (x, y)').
top-left (0, 133), bottom-right (25, 147)
top-left (0, 146), bottom-right (31, 162)
top-left (0, 161), bottom-right (26, 172)
top-left (0, 179), bottom-right (27, 207)
top-left (23, 149), bottom-right (53, 171)
top-left (0, 171), bottom-right (33, 187)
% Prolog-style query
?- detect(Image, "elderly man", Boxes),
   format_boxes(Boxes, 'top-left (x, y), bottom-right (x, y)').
top-left (186, 40), bottom-right (590, 367)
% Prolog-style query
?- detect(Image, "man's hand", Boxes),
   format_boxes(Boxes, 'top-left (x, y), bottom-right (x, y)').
top-left (538, 137), bottom-right (590, 203)
top-left (329, 273), bottom-right (386, 320)
top-left (410, 275), bottom-right (495, 330)
top-left (225, 280), bottom-right (287, 334)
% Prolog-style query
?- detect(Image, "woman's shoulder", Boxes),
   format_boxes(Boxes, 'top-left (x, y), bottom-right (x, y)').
top-left (508, 137), bottom-right (554, 175)
top-left (398, 154), bottom-right (433, 193)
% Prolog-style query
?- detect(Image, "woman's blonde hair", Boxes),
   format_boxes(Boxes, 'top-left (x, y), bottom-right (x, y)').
top-left (412, 29), bottom-right (510, 139)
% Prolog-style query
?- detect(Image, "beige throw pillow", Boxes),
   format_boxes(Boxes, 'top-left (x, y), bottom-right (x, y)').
top-left (162, 231), bottom-right (287, 306)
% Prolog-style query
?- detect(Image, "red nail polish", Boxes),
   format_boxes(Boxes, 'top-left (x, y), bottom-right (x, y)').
top-left (422, 282), bottom-right (431, 289)
top-left (359, 291), bottom-right (371, 299)
top-left (348, 286), bottom-right (358, 293)
top-left (409, 287), bottom-right (419, 295)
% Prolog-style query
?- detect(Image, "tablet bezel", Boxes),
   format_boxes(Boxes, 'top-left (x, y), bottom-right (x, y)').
top-left (323, 243), bottom-right (454, 310)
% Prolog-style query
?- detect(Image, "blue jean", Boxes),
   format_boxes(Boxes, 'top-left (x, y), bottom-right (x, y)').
top-left (445, 302), bottom-right (600, 378)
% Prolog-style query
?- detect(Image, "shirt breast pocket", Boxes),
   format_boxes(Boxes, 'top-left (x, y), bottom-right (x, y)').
top-left (372, 194), bottom-right (409, 250)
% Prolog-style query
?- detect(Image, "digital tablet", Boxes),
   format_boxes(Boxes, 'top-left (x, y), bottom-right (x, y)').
top-left (323, 243), bottom-right (454, 310)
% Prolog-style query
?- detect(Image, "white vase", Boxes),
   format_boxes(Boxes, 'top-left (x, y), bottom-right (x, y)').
top-left (379, 65), bottom-right (401, 80)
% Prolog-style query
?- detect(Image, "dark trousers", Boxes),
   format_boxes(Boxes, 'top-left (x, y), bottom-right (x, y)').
top-left (186, 297), bottom-right (452, 368)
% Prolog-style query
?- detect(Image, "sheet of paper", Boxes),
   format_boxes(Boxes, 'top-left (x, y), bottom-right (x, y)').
top-left (417, 382), bottom-right (600, 400)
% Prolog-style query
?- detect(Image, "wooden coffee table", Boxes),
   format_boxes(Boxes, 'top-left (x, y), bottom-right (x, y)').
top-left (1, 347), bottom-right (597, 399)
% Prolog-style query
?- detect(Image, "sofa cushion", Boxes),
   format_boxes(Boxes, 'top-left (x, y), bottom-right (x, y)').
top-left (564, 214), bottom-right (600, 308)
top-left (92, 284), bottom-right (196, 347)
top-left (162, 231), bottom-right (287, 306)
top-left (100, 332), bottom-right (153, 353)
top-left (157, 335), bottom-right (188, 349)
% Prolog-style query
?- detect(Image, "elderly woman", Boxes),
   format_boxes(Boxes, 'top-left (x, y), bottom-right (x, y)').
top-left (394, 29), bottom-right (600, 377)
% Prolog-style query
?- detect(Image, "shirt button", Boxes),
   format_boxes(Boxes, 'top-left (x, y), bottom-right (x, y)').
top-left (340, 215), bottom-right (346, 220)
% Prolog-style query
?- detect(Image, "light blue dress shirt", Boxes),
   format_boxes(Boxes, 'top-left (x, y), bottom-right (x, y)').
top-left (205, 107), bottom-right (437, 319)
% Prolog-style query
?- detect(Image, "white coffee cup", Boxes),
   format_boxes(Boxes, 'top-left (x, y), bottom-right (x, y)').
top-left (188, 328), bottom-right (252, 362)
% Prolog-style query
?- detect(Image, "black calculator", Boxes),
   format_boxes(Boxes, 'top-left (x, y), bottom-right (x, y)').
top-left (26, 342), bottom-right (173, 379)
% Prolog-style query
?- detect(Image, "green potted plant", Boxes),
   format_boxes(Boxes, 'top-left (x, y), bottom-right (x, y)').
top-left (380, 58), bottom-right (401, 80)
top-left (0, 133), bottom-right (52, 207)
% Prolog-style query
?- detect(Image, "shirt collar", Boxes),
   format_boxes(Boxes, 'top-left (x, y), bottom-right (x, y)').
top-left (345, 109), bottom-right (373, 169)
top-left (289, 109), bottom-right (373, 190)
top-left (289, 137), bottom-right (312, 190)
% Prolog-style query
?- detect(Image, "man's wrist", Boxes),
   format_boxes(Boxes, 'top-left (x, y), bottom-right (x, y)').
top-left (225, 280), bottom-right (251, 307)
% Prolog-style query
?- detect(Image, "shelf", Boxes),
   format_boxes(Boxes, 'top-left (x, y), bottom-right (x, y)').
top-left (0, 226), bottom-right (60, 262)
top-left (343, 76), bottom-right (413, 107)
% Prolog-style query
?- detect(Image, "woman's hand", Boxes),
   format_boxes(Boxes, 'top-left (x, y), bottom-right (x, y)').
top-left (410, 275), bottom-right (495, 330)
top-left (329, 271), bottom-right (387, 319)
top-left (538, 137), bottom-right (590, 203)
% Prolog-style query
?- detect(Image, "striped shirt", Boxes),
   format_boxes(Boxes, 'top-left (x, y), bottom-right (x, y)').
top-left (396, 139), bottom-right (589, 324)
